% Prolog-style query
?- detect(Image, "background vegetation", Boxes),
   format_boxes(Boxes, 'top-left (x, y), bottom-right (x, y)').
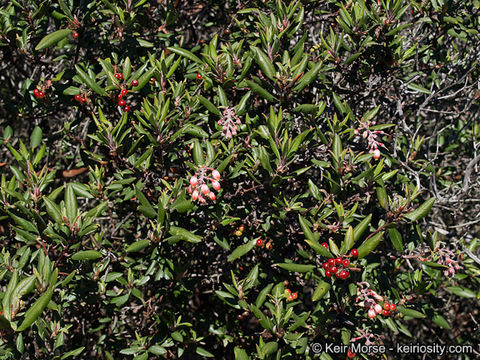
top-left (0, 0), bottom-right (479, 359)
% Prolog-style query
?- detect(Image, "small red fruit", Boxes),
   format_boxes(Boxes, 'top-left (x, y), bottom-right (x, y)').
top-left (325, 270), bottom-right (332, 277)
top-left (74, 94), bottom-right (82, 101)
top-left (265, 242), bottom-right (273, 250)
top-left (124, 105), bottom-right (131, 112)
top-left (115, 73), bottom-right (123, 80)
top-left (335, 257), bottom-right (343, 265)
top-left (256, 239), bottom-right (263, 247)
top-left (384, 303), bottom-right (391, 310)
top-left (347, 349), bottom-right (356, 358)
top-left (390, 304), bottom-right (396, 311)
top-left (328, 258), bottom-right (335, 267)
top-left (118, 99), bottom-right (126, 107)
top-left (321, 242), bottom-right (329, 249)
top-left (196, 73), bottom-right (202, 79)
top-left (351, 249), bottom-right (359, 257)
top-left (80, 97), bottom-right (87, 104)
top-left (339, 270), bottom-right (349, 279)
top-left (37, 91), bottom-right (45, 98)
top-left (382, 310), bottom-right (390, 316)
top-left (285, 289), bottom-right (291, 295)
top-left (33, 89), bottom-right (40, 97)
top-left (121, 89), bottom-right (128, 96)
top-left (291, 292), bottom-right (298, 300)
top-left (322, 262), bottom-right (330, 270)
top-left (287, 294), bottom-right (294, 302)
top-left (342, 259), bottom-right (350, 267)
top-left (72, 32), bottom-right (79, 38)
top-left (131, 79), bottom-right (139, 86)
top-left (329, 266), bottom-right (338, 274)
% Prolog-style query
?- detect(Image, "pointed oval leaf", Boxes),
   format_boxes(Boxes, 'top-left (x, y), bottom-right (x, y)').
top-left (17, 286), bottom-right (54, 332)
top-left (35, 29), bottom-right (72, 50)
top-left (71, 250), bottom-right (102, 261)
top-left (357, 231), bottom-right (384, 259)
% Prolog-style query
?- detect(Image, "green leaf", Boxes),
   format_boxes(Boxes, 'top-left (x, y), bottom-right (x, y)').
top-left (169, 226), bottom-right (202, 243)
top-left (298, 215), bottom-right (314, 241)
top-left (196, 347), bottom-right (214, 357)
top-left (192, 139), bottom-right (204, 166)
top-left (305, 240), bottom-right (333, 258)
top-left (35, 29), bottom-right (72, 50)
top-left (167, 46), bottom-right (202, 64)
top-left (353, 214), bottom-right (372, 242)
top-left (404, 198), bottom-right (435, 222)
top-left (198, 95), bottom-right (220, 115)
top-left (228, 240), bottom-right (256, 262)
top-left (252, 47), bottom-right (275, 80)
top-left (447, 286), bottom-right (476, 299)
top-left (260, 342), bottom-right (278, 357)
top-left (149, 346), bottom-right (167, 355)
top-left (65, 184), bottom-right (78, 223)
top-left (30, 126), bottom-right (42, 148)
top-left (312, 280), bottom-right (331, 301)
top-left (357, 231), bottom-right (384, 259)
top-left (74, 64), bottom-right (108, 96)
top-left (17, 285), bottom-right (54, 331)
top-left (245, 80), bottom-right (276, 102)
top-left (61, 347), bottom-right (86, 359)
top-left (397, 306), bottom-right (425, 319)
top-left (341, 226), bottom-right (354, 253)
top-left (407, 83), bottom-right (432, 94)
top-left (12, 275), bottom-right (36, 302)
top-left (234, 347), bottom-right (249, 360)
top-left (294, 61), bottom-right (322, 91)
top-left (388, 228), bottom-right (403, 252)
top-left (432, 314), bottom-right (451, 330)
top-left (277, 263), bottom-right (315, 273)
top-left (126, 240), bottom-right (150, 253)
top-left (71, 250), bottom-right (102, 261)
top-left (2, 270), bottom-right (18, 320)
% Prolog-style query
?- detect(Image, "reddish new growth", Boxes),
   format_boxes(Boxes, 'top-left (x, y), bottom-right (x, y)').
top-left (218, 107), bottom-right (241, 139)
top-left (186, 167), bottom-right (221, 204)
top-left (435, 243), bottom-right (462, 277)
top-left (354, 119), bottom-right (388, 160)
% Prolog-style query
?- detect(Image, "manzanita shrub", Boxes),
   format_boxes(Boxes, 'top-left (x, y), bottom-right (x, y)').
top-left (1, 0), bottom-right (479, 359)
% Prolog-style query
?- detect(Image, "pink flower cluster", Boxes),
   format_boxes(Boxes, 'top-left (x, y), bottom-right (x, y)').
top-left (436, 246), bottom-right (462, 277)
top-left (218, 107), bottom-right (241, 139)
top-left (187, 167), bottom-right (221, 204)
top-left (355, 282), bottom-right (385, 319)
top-left (354, 120), bottom-right (387, 160)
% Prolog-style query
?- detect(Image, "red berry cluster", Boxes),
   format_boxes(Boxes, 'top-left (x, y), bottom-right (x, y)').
top-left (256, 238), bottom-right (273, 250)
top-left (72, 31), bottom-right (79, 39)
top-left (368, 300), bottom-right (397, 318)
top-left (74, 94), bottom-right (87, 104)
top-left (285, 288), bottom-right (298, 302)
top-left (116, 79), bottom-right (138, 112)
top-left (187, 167), bottom-right (221, 204)
top-left (33, 88), bottom-right (45, 99)
top-left (322, 249), bottom-right (358, 280)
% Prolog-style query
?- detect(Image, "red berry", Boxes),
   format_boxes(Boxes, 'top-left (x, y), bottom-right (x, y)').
top-left (196, 73), bottom-right (202, 79)
top-left (325, 270), bottom-right (332, 277)
top-left (285, 289), bottom-right (291, 295)
top-left (115, 73), bottom-right (123, 80)
top-left (390, 304), bottom-right (396, 311)
top-left (335, 257), bottom-right (343, 265)
top-left (117, 94), bottom-right (123, 99)
top-left (256, 239), bottom-right (263, 247)
top-left (291, 292), bottom-right (298, 300)
top-left (382, 310), bottom-right (390, 316)
top-left (72, 32), bottom-right (79, 38)
top-left (33, 89), bottom-right (40, 97)
top-left (38, 91), bottom-right (44, 98)
top-left (287, 294), bottom-right (294, 302)
top-left (118, 99), bottom-right (126, 107)
top-left (384, 303), bottom-right (391, 310)
top-left (80, 97), bottom-right (87, 104)
top-left (265, 242), bottom-right (272, 250)
top-left (124, 105), bottom-right (131, 112)
top-left (330, 266), bottom-right (338, 274)
top-left (351, 249), bottom-right (359, 257)
top-left (74, 94), bottom-right (82, 101)
top-left (347, 349), bottom-right (356, 358)
top-left (131, 79), bottom-right (139, 87)
top-left (121, 89), bottom-right (128, 96)
top-left (322, 262), bottom-right (330, 270)
top-left (321, 242), bottom-right (329, 249)
top-left (328, 258), bottom-right (335, 267)
top-left (342, 259), bottom-right (350, 267)
top-left (339, 270), bottom-right (349, 279)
